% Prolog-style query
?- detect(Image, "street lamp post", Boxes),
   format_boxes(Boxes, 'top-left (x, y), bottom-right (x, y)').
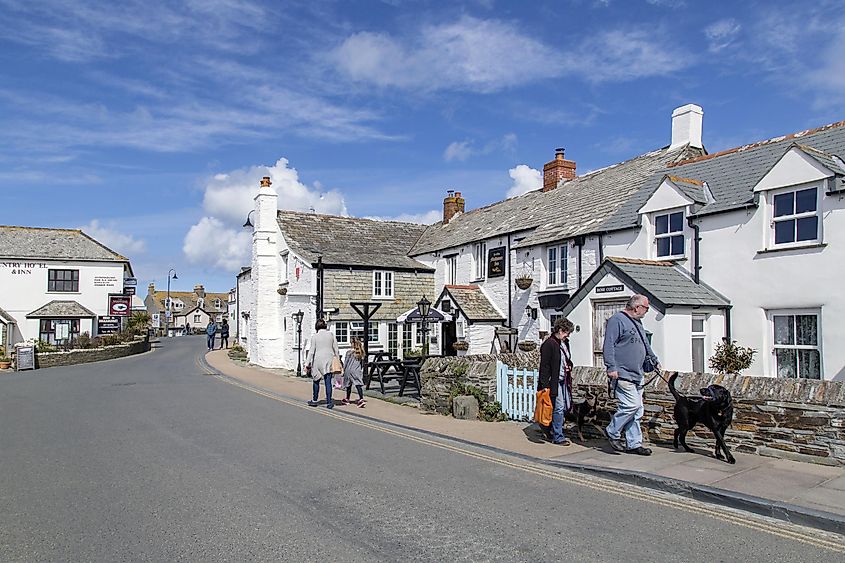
top-left (417, 295), bottom-right (431, 356)
top-left (293, 310), bottom-right (304, 377)
top-left (166, 268), bottom-right (178, 337)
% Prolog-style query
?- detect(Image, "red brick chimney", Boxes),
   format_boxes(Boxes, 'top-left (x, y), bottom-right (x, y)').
top-left (543, 148), bottom-right (576, 192)
top-left (443, 190), bottom-right (459, 224)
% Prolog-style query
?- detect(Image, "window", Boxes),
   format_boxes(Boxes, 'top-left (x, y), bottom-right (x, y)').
top-left (402, 323), bottom-right (413, 352)
top-left (39, 319), bottom-right (80, 345)
top-left (473, 242), bottom-right (487, 280)
top-left (546, 245), bottom-right (568, 287)
top-left (772, 187), bottom-right (819, 246)
top-left (281, 252), bottom-right (289, 282)
top-left (197, 298), bottom-right (204, 309)
top-left (388, 323), bottom-right (398, 357)
top-left (771, 312), bottom-right (821, 379)
top-left (47, 269), bottom-right (79, 292)
top-left (549, 313), bottom-right (563, 330)
top-left (334, 322), bottom-right (349, 344)
top-left (691, 315), bottom-right (706, 373)
top-left (350, 322), bottom-right (379, 343)
top-left (444, 255), bottom-right (458, 285)
top-left (194, 314), bottom-right (201, 323)
top-left (655, 211), bottom-right (684, 258)
top-left (214, 298), bottom-right (222, 308)
top-left (373, 271), bottom-right (394, 299)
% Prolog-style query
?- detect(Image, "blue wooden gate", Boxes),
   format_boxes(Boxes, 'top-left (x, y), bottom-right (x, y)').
top-left (495, 361), bottom-right (539, 421)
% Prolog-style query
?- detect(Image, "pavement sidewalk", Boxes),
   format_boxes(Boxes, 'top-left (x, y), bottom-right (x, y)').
top-left (205, 350), bottom-right (845, 532)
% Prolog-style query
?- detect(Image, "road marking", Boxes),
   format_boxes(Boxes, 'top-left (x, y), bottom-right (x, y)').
top-left (201, 358), bottom-right (845, 552)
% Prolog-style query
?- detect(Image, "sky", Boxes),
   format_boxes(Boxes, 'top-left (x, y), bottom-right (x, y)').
top-left (1, 0), bottom-right (844, 293)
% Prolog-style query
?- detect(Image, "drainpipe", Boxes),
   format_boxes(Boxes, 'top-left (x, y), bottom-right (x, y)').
top-left (723, 305), bottom-right (732, 341)
top-left (598, 233), bottom-right (605, 264)
top-left (507, 235), bottom-right (512, 329)
top-left (574, 235), bottom-right (585, 287)
top-left (316, 256), bottom-right (324, 319)
top-left (687, 216), bottom-right (701, 284)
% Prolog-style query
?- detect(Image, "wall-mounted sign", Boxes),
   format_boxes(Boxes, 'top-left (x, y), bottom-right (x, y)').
top-left (152, 313), bottom-right (161, 328)
top-left (596, 284), bottom-right (625, 294)
top-left (108, 295), bottom-right (132, 316)
top-left (98, 316), bottom-right (120, 334)
top-left (94, 275), bottom-right (119, 287)
top-left (487, 246), bottom-right (506, 278)
top-left (123, 286), bottom-right (136, 296)
top-left (0, 262), bottom-right (47, 275)
top-left (123, 277), bottom-right (138, 287)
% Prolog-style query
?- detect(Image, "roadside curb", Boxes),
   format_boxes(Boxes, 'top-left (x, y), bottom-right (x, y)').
top-left (200, 353), bottom-right (845, 537)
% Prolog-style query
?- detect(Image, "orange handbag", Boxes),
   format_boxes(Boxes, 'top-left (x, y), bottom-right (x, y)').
top-left (533, 388), bottom-right (553, 427)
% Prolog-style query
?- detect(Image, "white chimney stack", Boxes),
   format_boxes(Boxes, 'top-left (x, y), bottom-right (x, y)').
top-left (670, 104), bottom-right (703, 150)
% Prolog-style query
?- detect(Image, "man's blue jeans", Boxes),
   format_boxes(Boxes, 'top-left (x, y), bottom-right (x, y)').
top-left (606, 379), bottom-right (644, 449)
top-left (312, 374), bottom-right (333, 405)
top-left (551, 383), bottom-right (570, 443)
top-left (207, 334), bottom-right (215, 350)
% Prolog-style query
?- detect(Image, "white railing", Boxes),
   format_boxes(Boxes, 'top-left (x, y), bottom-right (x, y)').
top-left (495, 361), bottom-right (538, 421)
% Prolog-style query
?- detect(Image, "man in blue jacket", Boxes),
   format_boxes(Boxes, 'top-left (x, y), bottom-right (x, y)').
top-left (603, 294), bottom-right (660, 456)
top-left (206, 319), bottom-right (217, 351)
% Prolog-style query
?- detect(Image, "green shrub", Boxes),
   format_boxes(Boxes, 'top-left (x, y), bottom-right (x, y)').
top-left (74, 332), bottom-right (93, 349)
top-left (709, 340), bottom-right (757, 375)
top-left (35, 340), bottom-right (57, 352)
top-left (448, 382), bottom-right (506, 422)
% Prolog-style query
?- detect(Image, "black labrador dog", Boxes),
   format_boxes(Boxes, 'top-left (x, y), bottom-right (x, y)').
top-left (540, 394), bottom-right (598, 442)
top-left (668, 372), bottom-right (735, 464)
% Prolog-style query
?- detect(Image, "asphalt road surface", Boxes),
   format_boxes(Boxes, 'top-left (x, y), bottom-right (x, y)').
top-left (0, 336), bottom-right (841, 562)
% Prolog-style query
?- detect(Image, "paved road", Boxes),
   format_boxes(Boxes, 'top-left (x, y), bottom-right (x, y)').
top-left (0, 337), bottom-right (841, 562)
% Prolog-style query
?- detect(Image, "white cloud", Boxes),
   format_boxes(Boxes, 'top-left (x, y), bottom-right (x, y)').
top-left (572, 29), bottom-right (688, 83)
top-left (184, 158), bottom-right (348, 272)
top-left (79, 219), bottom-right (146, 255)
top-left (366, 210), bottom-right (442, 225)
top-left (505, 164), bottom-right (542, 198)
top-left (704, 19), bottom-right (741, 53)
top-left (444, 141), bottom-right (474, 162)
top-left (183, 217), bottom-right (252, 271)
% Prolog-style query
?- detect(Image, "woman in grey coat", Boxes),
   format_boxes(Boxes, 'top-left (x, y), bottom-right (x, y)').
top-left (306, 319), bottom-right (340, 408)
top-left (342, 337), bottom-right (366, 408)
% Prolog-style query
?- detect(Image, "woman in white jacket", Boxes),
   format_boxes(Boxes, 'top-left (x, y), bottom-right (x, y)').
top-left (306, 318), bottom-right (340, 408)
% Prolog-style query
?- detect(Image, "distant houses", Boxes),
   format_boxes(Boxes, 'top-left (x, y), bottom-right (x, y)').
top-left (236, 104), bottom-right (845, 380)
top-left (145, 283), bottom-right (228, 336)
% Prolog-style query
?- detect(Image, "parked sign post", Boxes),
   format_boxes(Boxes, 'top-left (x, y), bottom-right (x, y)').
top-left (108, 294), bottom-right (132, 317)
top-left (98, 316), bottom-right (120, 334)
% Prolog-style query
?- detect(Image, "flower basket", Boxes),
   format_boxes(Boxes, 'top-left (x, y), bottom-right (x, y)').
top-left (452, 341), bottom-right (469, 351)
top-left (515, 277), bottom-right (533, 290)
top-left (0, 360), bottom-right (10, 369)
top-left (517, 341), bottom-right (537, 352)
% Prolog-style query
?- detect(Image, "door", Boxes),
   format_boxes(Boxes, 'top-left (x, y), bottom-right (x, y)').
top-left (592, 299), bottom-right (628, 367)
top-left (442, 321), bottom-right (457, 356)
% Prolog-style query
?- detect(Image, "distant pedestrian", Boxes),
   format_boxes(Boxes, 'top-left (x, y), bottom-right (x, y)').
top-left (341, 337), bottom-right (366, 408)
top-left (603, 294), bottom-right (660, 456)
top-left (219, 319), bottom-right (230, 349)
top-left (186, 322), bottom-right (191, 335)
top-left (538, 317), bottom-right (575, 445)
top-left (206, 319), bottom-right (217, 351)
top-left (306, 319), bottom-right (340, 409)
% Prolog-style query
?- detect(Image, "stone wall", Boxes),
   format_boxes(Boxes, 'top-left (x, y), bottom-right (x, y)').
top-left (34, 339), bottom-right (151, 369)
top-left (420, 352), bottom-right (845, 466)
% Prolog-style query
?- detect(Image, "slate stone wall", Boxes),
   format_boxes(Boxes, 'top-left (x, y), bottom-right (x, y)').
top-left (420, 351), bottom-right (845, 466)
top-left (323, 269), bottom-right (435, 321)
top-left (34, 340), bottom-right (151, 369)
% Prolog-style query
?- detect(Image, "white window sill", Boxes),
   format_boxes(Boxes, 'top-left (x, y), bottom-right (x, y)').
top-left (470, 278), bottom-right (486, 284)
top-left (655, 256), bottom-right (687, 262)
top-left (371, 296), bottom-right (395, 301)
top-left (47, 291), bottom-right (81, 295)
top-left (757, 243), bottom-right (827, 255)
top-left (538, 287), bottom-right (569, 293)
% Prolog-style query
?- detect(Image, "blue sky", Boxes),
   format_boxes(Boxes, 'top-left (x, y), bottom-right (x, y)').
top-left (2, 0), bottom-right (843, 293)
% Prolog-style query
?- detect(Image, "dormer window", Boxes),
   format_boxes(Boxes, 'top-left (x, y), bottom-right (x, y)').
top-left (214, 298), bottom-right (222, 308)
top-left (771, 187), bottom-right (819, 246)
top-left (655, 210), bottom-right (684, 258)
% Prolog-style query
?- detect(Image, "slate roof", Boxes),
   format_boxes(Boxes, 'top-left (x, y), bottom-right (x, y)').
top-left (643, 121), bottom-right (845, 219)
top-left (26, 300), bottom-right (97, 318)
top-left (0, 306), bottom-right (15, 324)
top-left (439, 285), bottom-right (505, 322)
top-left (796, 144), bottom-right (845, 177)
top-left (147, 290), bottom-right (229, 314)
top-left (666, 175), bottom-right (710, 205)
top-left (0, 226), bottom-right (129, 262)
top-left (557, 257), bottom-right (729, 317)
top-left (409, 145), bottom-right (700, 254)
top-left (278, 211), bottom-right (432, 270)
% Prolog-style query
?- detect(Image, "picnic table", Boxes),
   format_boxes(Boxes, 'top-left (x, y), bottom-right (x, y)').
top-left (398, 355), bottom-right (441, 397)
top-left (365, 351), bottom-right (403, 394)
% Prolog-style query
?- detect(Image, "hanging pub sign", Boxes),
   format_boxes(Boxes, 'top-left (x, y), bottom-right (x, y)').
top-left (487, 246), bottom-right (506, 278)
top-left (98, 316), bottom-right (120, 334)
top-left (108, 294), bottom-right (132, 317)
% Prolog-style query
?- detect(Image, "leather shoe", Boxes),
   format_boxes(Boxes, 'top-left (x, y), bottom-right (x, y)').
top-left (604, 429), bottom-right (626, 452)
top-left (626, 446), bottom-right (652, 456)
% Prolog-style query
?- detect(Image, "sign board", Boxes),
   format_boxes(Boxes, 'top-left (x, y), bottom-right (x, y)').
top-left (596, 284), bottom-right (625, 294)
top-left (487, 246), bottom-right (506, 278)
top-left (98, 316), bottom-right (120, 334)
top-left (152, 313), bottom-right (161, 328)
top-left (108, 294), bottom-right (132, 317)
top-left (165, 311), bottom-right (172, 320)
top-left (123, 286), bottom-right (136, 296)
top-left (16, 345), bottom-right (35, 371)
top-left (123, 277), bottom-right (138, 287)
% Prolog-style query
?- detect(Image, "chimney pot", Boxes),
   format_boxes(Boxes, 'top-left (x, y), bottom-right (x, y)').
top-left (670, 104), bottom-right (703, 150)
top-left (543, 148), bottom-right (576, 192)
top-left (443, 190), bottom-right (460, 224)
top-left (260, 176), bottom-right (272, 188)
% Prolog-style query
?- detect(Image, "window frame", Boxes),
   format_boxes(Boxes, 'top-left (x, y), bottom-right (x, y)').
top-left (387, 323), bottom-right (398, 357)
top-left (653, 209), bottom-right (685, 259)
top-left (334, 321), bottom-right (349, 344)
top-left (372, 270), bottom-right (394, 299)
top-left (767, 308), bottom-right (822, 379)
top-left (47, 269), bottom-right (79, 293)
top-left (768, 185), bottom-right (821, 248)
top-left (472, 242), bottom-right (487, 281)
top-left (545, 244), bottom-right (568, 288)
top-left (691, 314), bottom-right (707, 373)
top-left (39, 318), bottom-right (80, 345)
top-left (444, 255), bottom-right (458, 285)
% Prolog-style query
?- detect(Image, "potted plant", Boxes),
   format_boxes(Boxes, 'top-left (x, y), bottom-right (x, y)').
top-left (0, 347), bottom-right (10, 369)
top-left (452, 340), bottom-right (469, 351)
top-left (515, 276), bottom-right (533, 290)
top-left (517, 340), bottom-right (537, 352)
